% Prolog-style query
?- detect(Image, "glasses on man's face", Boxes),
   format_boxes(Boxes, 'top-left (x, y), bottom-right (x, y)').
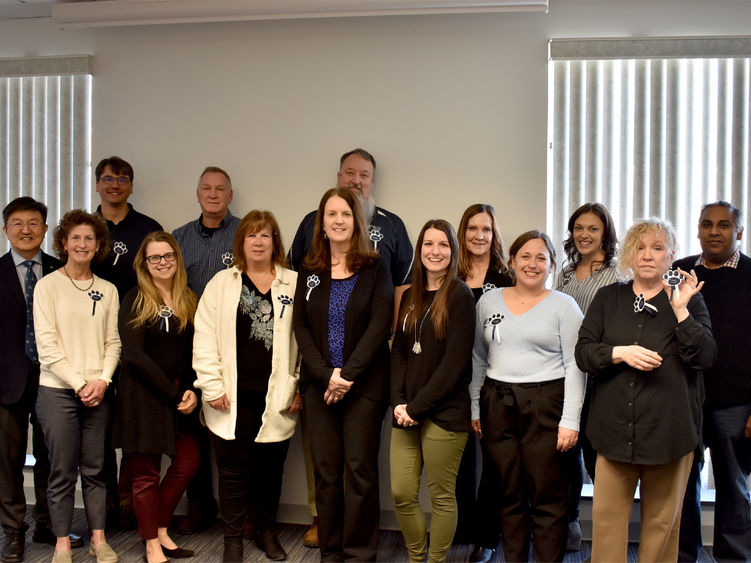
top-left (145, 252), bottom-right (177, 265)
top-left (99, 175), bottom-right (131, 185)
top-left (8, 220), bottom-right (43, 231)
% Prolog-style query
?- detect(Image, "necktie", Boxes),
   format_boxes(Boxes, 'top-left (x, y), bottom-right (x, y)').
top-left (23, 260), bottom-right (38, 362)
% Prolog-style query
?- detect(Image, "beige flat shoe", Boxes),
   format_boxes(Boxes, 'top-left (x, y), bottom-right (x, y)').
top-left (51, 550), bottom-right (73, 563)
top-left (89, 542), bottom-right (119, 563)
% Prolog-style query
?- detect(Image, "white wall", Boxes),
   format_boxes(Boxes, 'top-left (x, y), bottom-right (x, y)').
top-left (5, 0), bottom-right (751, 526)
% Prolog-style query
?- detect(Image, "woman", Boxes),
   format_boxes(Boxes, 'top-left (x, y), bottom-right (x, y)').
top-left (575, 218), bottom-right (716, 562)
top-left (194, 210), bottom-right (301, 562)
top-left (390, 219), bottom-right (475, 563)
top-left (456, 204), bottom-right (512, 559)
top-left (112, 232), bottom-right (199, 563)
top-left (555, 202), bottom-right (619, 551)
top-left (33, 210), bottom-right (120, 563)
top-left (292, 187), bottom-right (393, 562)
top-left (470, 230), bottom-right (585, 562)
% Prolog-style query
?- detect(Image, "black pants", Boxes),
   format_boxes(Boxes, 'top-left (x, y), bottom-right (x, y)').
top-left (211, 391), bottom-right (290, 538)
top-left (304, 386), bottom-right (385, 562)
top-left (481, 378), bottom-right (570, 563)
top-left (0, 364), bottom-right (50, 531)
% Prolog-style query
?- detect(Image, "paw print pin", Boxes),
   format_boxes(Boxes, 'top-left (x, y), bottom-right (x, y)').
top-left (88, 290), bottom-right (103, 316)
top-left (158, 305), bottom-right (174, 332)
top-left (112, 241), bottom-right (127, 265)
top-left (481, 282), bottom-right (497, 295)
top-left (277, 294), bottom-right (293, 318)
top-left (368, 226), bottom-right (384, 250)
top-left (633, 292), bottom-right (658, 317)
top-left (662, 269), bottom-right (684, 302)
top-left (221, 252), bottom-right (234, 268)
top-left (305, 274), bottom-right (320, 301)
top-left (484, 313), bottom-right (505, 343)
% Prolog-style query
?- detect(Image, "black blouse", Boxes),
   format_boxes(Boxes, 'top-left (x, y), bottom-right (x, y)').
top-left (575, 281), bottom-right (716, 464)
top-left (467, 268), bottom-right (513, 303)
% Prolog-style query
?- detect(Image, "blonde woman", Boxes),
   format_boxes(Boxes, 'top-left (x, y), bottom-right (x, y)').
top-left (112, 231), bottom-right (199, 563)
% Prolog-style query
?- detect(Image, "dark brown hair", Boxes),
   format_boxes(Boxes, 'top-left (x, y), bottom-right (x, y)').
top-left (232, 210), bottom-right (287, 272)
top-left (53, 209), bottom-right (110, 264)
top-left (302, 187), bottom-right (378, 273)
top-left (95, 156), bottom-right (133, 182)
top-left (508, 230), bottom-right (557, 282)
top-left (561, 202), bottom-right (618, 274)
top-left (457, 203), bottom-right (508, 280)
top-left (398, 219), bottom-right (460, 340)
top-left (3, 196), bottom-right (47, 224)
top-left (339, 148), bottom-right (376, 172)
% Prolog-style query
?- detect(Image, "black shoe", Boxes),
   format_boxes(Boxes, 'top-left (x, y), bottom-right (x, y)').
top-left (1, 528), bottom-right (24, 563)
top-left (31, 527), bottom-right (83, 549)
top-left (468, 546), bottom-right (494, 563)
top-left (143, 554), bottom-right (170, 563)
top-left (161, 546), bottom-right (194, 559)
top-left (256, 528), bottom-right (287, 561)
top-left (222, 537), bottom-right (243, 563)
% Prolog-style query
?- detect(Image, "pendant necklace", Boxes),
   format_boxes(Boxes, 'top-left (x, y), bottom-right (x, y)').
top-left (413, 304), bottom-right (432, 355)
top-left (63, 265), bottom-right (95, 292)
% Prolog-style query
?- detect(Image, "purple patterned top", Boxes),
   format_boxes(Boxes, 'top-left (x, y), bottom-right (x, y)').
top-left (327, 274), bottom-right (358, 368)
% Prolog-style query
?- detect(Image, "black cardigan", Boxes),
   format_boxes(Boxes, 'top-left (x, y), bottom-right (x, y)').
top-left (293, 257), bottom-right (393, 403)
top-left (390, 281), bottom-right (476, 432)
top-left (112, 288), bottom-right (199, 455)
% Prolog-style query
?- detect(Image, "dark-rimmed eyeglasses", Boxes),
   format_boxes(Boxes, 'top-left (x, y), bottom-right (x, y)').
top-left (145, 252), bottom-right (177, 265)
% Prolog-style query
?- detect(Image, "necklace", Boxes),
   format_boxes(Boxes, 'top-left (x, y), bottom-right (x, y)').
top-left (63, 265), bottom-right (95, 292)
top-left (412, 304), bottom-right (432, 355)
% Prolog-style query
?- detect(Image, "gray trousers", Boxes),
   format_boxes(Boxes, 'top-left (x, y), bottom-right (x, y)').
top-left (35, 386), bottom-right (110, 537)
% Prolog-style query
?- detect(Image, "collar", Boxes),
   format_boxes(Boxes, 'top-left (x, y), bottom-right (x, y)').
top-left (10, 248), bottom-right (42, 267)
top-left (196, 211), bottom-right (232, 234)
top-left (96, 203), bottom-right (134, 228)
top-left (695, 249), bottom-right (740, 269)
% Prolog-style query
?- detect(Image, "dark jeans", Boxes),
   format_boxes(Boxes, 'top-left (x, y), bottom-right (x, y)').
top-left (304, 386), bottom-right (385, 562)
top-left (211, 391), bottom-right (290, 537)
top-left (481, 379), bottom-right (570, 563)
top-left (35, 386), bottom-right (110, 537)
top-left (0, 364), bottom-right (50, 531)
top-left (128, 431), bottom-right (200, 540)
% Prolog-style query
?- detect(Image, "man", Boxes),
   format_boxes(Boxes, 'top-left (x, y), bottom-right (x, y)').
top-left (0, 197), bottom-right (82, 563)
top-left (92, 156), bottom-right (163, 299)
top-left (172, 166), bottom-right (240, 534)
top-left (287, 148), bottom-right (413, 547)
top-left (676, 201), bottom-right (751, 562)
top-left (91, 156), bottom-right (163, 530)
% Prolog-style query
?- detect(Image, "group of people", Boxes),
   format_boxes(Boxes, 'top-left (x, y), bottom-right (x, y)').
top-left (0, 147), bottom-right (748, 563)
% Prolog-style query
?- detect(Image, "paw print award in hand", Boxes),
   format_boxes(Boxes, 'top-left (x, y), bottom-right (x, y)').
top-left (158, 305), bottom-right (174, 332)
top-left (368, 226), bottom-right (384, 250)
top-left (305, 274), bottom-right (320, 301)
top-left (662, 269), bottom-right (684, 302)
top-left (88, 290), bottom-right (103, 316)
top-left (276, 294), bottom-right (293, 318)
top-left (633, 292), bottom-right (658, 317)
top-left (112, 241), bottom-right (127, 265)
top-left (221, 252), bottom-right (234, 268)
top-left (484, 313), bottom-right (505, 343)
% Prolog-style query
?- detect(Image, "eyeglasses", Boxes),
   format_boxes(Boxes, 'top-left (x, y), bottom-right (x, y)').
top-left (7, 220), bottom-right (43, 230)
top-left (145, 252), bottom-right (177, 265)
top-left (99, 175), bottom-right (131, 185)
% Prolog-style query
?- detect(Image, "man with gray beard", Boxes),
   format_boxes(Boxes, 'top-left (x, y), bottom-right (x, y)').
top-left (287, 148), bottom-right (413, 548)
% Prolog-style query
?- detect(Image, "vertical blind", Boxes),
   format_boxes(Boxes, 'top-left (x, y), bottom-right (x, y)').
top-left (547, 38), bottom-right (750, 261)
top-left (1, 55), bottom-right (93, 254)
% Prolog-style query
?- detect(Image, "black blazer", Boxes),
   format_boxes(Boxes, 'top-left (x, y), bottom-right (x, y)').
top-left (0, 250), bottom-right (61, 404)
top-left (293, 257), bottom-right (393, 403)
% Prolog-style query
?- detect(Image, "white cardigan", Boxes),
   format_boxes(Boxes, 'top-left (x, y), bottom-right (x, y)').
top-left (193, 265), bottom-right (300, 442)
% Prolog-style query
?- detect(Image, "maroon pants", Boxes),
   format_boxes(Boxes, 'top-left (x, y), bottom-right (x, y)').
top-left (127, 432), bottom-right (200, 540)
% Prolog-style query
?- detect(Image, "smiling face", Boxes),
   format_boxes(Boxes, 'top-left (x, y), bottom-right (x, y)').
top-left (322, 195), bottom-right (355, 247)
top-left (510, 238), bottom-right (553, 289)
top-left (3, 209), bottom-right (47, 260)
top-left (698, 205), bottom-right (743, 267)
top-left (464, 212), bottom-right (493, 258)
top-left (243, 226), bottom-right (274, 269)
top-left (336, 153), bottom-right (374, 200)
top-left (573, 211), bottom-right (605, 259)
top-left (63, 224), bottom-right (99, 268)
top-left (144, 240), bottom-right (177, 284)
top-left (632, 230), bottom-right (673, 284)
top-left (421, 227), bottom-right (452, 279)
top-left (197, 171), bottom-right (233, 219)
top-left (95, 165), bottom-right (133, 206)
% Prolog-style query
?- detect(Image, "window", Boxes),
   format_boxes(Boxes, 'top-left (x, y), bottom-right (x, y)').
top-left (547, 37), bottom-right (750, 259)
top-left (1, 55), bottom-right (93, 253)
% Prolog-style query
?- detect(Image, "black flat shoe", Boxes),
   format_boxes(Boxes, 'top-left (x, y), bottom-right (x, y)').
top-left (143, 553), bottom-right (170, 563)
top-left (32, 527), bottom-right (84, 549)
top-left (160, 546), bottom-right (194, 558)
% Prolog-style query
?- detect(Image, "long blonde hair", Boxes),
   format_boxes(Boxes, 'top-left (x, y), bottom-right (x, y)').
top-left (130, 231), bottom-right (197, 332)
